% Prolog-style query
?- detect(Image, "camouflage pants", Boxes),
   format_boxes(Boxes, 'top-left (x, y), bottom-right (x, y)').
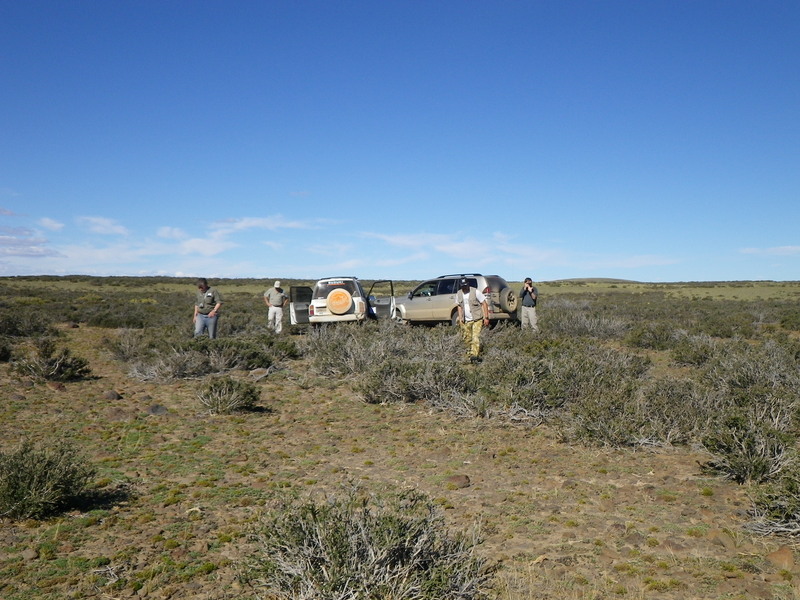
top-left (460, 319), bottom-right (483, 357)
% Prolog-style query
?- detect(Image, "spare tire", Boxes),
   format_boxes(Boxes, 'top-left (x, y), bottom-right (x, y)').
top-left (499, 287), bottom-right (518, 313)
top-left (326, 288), bottom-right (353, 315)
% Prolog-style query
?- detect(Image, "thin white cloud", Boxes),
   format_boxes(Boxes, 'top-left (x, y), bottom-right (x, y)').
top-left (0, 207), bottom-right (16, 216)
top-left (0, 228), bottom-right (61, 257)
top-left (179, 237), bottom-right (238, 256)
top-left (39, 217), bottom-right (65, 231)
top-left (262, 240), bottom-right (282, 251)
top-left (209, 215), bottom-right (310, 236)
top-left (77, 216), bottom-right (129, 235)
top-left (740, 246), bottom-right (800, 256)
top-left (157, 226), bottom-right (188, 239)
top-left (307, 242), bottom-right (354, 256)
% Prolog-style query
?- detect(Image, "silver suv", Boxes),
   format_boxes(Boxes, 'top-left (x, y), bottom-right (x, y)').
top-left (290, 277), bottom-right (395, 325)
top-left (394, 274), bottom-right (518, 325)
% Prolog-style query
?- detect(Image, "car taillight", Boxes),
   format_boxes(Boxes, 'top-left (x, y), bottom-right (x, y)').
top-left (483, 286), bottom-right (490, 294)
top-left (309, 305), bottom-right (315, 316)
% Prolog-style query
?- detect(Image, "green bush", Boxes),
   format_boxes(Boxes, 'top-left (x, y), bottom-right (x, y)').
top-left (12, 337), bottom-right (92, 381)
top-left (749, 470), bottom-right (800, 535)
top-left (670, 332), bottom-right (718, 366)
top-left (625, 321), bottom-right (677, 350)
top-left (197, 375), bottom-right (261, 414)
top-left (354, 358), bottom-right (470, 405)
top-left (243, 487), bottom-right (495, 600)
top-left (0, 439), bottom-right (96, 520)
top-left (0, 338), bottom-right (12, 362)
top-left (701, 413), bottom-right (796, 484)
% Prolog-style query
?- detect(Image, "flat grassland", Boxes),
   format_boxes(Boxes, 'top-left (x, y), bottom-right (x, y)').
top-left (1, 277), bottom-right (799, 599)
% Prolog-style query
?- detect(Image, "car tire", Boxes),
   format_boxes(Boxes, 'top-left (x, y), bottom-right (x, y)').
top-left (327, 289), bottom-right (353, 315)
top-left (499, 287), bottom-right (518, 313)
top-left (451, 311), bottom-right (460, 327)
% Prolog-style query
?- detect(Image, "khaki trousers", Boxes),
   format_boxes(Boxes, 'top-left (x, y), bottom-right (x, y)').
top-left (521, 306), bottom-right (538, 332)
top-left (460, 319), bottom-right (484, 357)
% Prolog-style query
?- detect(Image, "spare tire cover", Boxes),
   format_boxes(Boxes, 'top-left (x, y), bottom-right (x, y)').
top-left (499, 287), bottom-right (518, 312)
top-left (327, 288), bottom-right (353, 315)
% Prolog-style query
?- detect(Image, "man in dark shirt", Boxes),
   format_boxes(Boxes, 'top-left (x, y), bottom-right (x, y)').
top-left (519, 277), bottom-right (539, 333)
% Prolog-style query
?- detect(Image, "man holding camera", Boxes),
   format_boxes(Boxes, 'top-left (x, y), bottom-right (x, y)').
top-left (519, 277), bottom-right (539, 333)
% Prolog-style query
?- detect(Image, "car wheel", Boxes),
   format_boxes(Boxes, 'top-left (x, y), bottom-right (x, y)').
top-left (499, 287), bottom-right (518, 313)
top-left (451, 311), bottom-right (460, 326)
top-left (327, 289), bottom-right (353, 315)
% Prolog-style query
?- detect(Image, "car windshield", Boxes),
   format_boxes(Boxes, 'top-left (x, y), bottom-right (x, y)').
top-left (411, 282), bottom-right (438, 298)
top-left (313, 279), bottom-right (360, 299)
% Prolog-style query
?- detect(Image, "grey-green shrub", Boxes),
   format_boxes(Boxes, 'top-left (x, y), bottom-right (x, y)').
top-left (748, 470), bottom-right (800, 535)
top-left (0, 439), bottom-right (96, 520)
top-left (625, 321), bottom-right (677, 350)
top-left (197, 375), bottom-right (261, 414)
top-left (560, 378), bottom-right (713, 447)
top-left (542, 297), bottom-right (629, 339)
top-left (243, 487), bottom-right (495, 600)
top-left (354, 358), bottom-right (470, 405)
top-left (701, 413), bottom-right (797, 484)
top-left (671, 332), bottom-right (718, 366)
top-left (12, 337), bottom-right (91, 381)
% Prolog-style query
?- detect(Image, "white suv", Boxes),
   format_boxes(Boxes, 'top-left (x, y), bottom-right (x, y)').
top-left (394, 274), bottom-right (518, 325)
top-left (290, 277), bottom-right (395, 325)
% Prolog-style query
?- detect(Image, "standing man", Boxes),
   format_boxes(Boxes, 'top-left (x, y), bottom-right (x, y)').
top-left (455, 277), bottom-right (490, 362)
top-left (519, 276), bottom-right (539, 333)
top-left (264, 280), bottom-right (289, 334)
top-left (193, 278), bottom-right (223, 339)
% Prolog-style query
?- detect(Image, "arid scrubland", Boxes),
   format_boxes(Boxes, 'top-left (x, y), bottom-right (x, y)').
top-left (1, 276), bottom-right (799, 599)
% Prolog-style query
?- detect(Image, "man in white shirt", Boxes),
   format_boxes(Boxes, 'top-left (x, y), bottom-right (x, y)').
top-left (455, 278), bottom-right (490, 362)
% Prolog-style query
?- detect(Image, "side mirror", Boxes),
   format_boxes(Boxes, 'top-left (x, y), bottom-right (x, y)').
top-left (407, 292), bottom-right (413, 300)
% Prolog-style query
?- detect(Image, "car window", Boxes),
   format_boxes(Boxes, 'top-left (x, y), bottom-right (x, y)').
top-left (313, 279), bottom-right (359, 299)
top-left (412, 281), bottom-right (437, 298)
top-left (437, 279), bottom-right (458, 295)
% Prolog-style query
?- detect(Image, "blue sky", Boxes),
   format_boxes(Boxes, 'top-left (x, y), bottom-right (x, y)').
top-left (1, 1), bottom-right (798, 282)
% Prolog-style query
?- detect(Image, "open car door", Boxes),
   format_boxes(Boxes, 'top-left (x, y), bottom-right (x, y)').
top-left (289, 286), bottom-right (313, 325)
top-left (366, 280), bottom-right (394, 320)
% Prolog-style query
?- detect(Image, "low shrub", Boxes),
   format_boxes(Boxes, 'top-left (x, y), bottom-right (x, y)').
top-left (543, 298), bottom-right (629, 339)
top-left (692, 311), bottom-right (755, 339)
top-left (197, 375), bottom-right (261, 414)
top-left (749, 470), bottom-right (800, 535)
top-left (12, 337), bottom-right (92, 381)
top-left (126, 334), bottom-right (288, 381)
top-left (242, 487), bottom-right (495, 600)
top-left (0, 311), bottom-right (55, 338)
top-left (505, 340), bottom-right (650, 415)
top-left (0, 338), bottom-right (11, 362)
top-left (0, 438), bottom-right (96, 520)
top-left (671, 332), bottom-right (718, 366)
top-left (625, 321), bottom-right (677, 350)
top-left (701, 413), bottom-right (797, 484)
top-left (354, 358), bottom-right (470, 405)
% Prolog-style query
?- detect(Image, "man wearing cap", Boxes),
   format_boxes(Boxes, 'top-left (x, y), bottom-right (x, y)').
top-left (264, 281), bottom-right (289, 334)
top-left (519, 277), bottom-right (539, 333)
top-left (455, 278), bottom-right (490, 362)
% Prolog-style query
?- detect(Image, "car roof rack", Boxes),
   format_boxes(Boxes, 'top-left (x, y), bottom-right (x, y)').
top-left (437, 273), bottom-right (482, 278)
